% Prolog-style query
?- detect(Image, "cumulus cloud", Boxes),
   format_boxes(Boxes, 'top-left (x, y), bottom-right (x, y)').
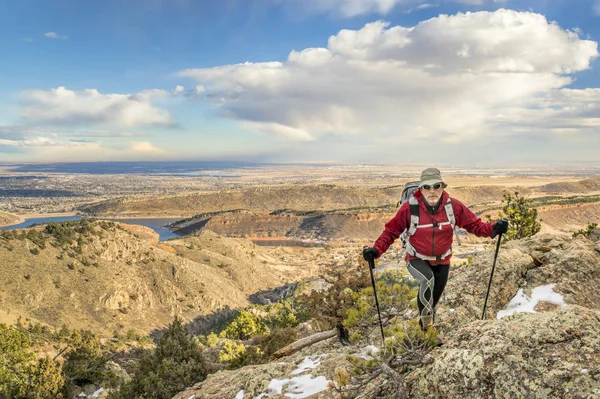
top-left (44, 32), bottom-right (68, 40)
top-left (178, 9), bottom-right (599, 143)
top-left (20, 86), bottom-right (173, 128)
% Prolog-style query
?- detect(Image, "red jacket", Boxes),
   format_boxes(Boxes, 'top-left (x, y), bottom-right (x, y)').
top-left (373, 190), bottom-right (494, 265)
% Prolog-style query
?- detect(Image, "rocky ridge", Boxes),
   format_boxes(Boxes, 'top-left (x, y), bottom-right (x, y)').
top-left (173, 230), bottom-right (600, 399)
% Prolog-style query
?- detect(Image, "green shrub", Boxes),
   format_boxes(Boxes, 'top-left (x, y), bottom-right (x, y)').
top-left (62, 330), bottom-right (106, 386)
top-left (495, 191), bottom-right (542, 241)
top-left (108, 318), bottom-right (207, 399)
top-left (263, 299), bottom-right (305, 329)
top-left (299, 260), bottom-right (371, 330)
top-left (205, 332), bottom-right (219, 348)
top-left (218, 340), bottom-right (263, 369)
top-left (0, 324), bottom-right (65, 398)
top-left (343, 280), bottom-right (417, 340)
top-left (223, 310), bottom-right (269, 340)
top-left (573, 222), bottom-right (598, 238)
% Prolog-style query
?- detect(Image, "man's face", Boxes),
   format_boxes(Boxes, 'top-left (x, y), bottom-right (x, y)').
top-left (421, 183), bottom-right (443, 206)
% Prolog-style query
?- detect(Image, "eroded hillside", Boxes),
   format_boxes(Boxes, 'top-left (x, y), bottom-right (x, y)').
top-left (77, 179), bottom-right (600, 242)
top-left (0, 221), bottom-right (319, 337)
top-left (79, 184), bottom-right (404, 217)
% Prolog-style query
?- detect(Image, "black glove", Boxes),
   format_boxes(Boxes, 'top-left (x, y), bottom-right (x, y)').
top-left (491, 218), bottom-right (509, 239)
top-left (362, 246), bottom-right (379, 263)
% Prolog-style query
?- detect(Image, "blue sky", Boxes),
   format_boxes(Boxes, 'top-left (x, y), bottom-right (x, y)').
top-left (1, 0), bottom-right (600, 164)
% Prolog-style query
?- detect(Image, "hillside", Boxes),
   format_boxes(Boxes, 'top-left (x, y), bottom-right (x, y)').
top-left (0, 211), bottom-right (21, 227)
top-left (0, 220), bottom-right (318, 337)
top-left (78, 184), bottom-right (405, 217)
top-left (174, 230), bottom-right (600, 399)
top-left (77, 179), bottom-right (600, 243)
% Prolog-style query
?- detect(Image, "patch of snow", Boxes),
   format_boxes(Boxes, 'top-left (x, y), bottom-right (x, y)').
top-left (286, 375), bottom-right (330, 399)
top-left (291, 355), bottom-right (326, 375)
top-left (235, 390), bottom-right (244, 399)
top-left (497, 284), bottom-right (567, 319)
top-left (253, 375), bottom-right (331, 399)
top-left (90, 388), bottom-right (104, 398)
top-left (581, 369), bottom-right (589, 374)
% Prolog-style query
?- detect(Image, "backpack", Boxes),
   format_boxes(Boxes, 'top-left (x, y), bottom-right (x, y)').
top-left (398, 181), bottom-right (462, 249)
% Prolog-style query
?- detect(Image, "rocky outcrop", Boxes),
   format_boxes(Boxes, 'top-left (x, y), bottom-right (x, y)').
top-left (438, 233), bottom-right (600, 330)
top-left (172, 338), bottom-right (346, 399)
top-left (405, 305), bottom-right (600, 399)
top-left (171, 231), bottom-right (600, 399)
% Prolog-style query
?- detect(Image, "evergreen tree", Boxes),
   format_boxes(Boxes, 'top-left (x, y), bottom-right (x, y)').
top-left (497, 191), bottom-right (542, 241)
top-left (109, 318), bottom-right (207, 399)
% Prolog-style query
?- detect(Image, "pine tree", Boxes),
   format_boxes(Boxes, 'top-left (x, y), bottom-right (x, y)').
top-left (109, 318), bottom-right (207, 399)
top-left (497, 191), bottom-right (542, 241)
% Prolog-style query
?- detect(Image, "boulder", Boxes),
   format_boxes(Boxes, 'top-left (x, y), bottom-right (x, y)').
top-left (405, 306), bottom-right (600, 399)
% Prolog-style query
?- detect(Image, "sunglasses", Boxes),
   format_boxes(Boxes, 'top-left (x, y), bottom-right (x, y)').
top-left (422, 183), bottom-right (442, 190)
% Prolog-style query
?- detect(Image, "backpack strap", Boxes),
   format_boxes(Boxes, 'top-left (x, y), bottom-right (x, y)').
top-left (407, 196), bottom-right (420, 237)
top-left (444, 197), bottom-right (455, 229)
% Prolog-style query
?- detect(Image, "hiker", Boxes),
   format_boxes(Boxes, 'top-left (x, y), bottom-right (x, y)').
top-left (362, 167), bottom-right (508, 335)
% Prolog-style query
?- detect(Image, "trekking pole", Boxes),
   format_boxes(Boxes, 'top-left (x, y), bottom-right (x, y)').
top-left (481, 233), bottom-right (503, 320)
top-left (367, 257), bottom-right (386, 344)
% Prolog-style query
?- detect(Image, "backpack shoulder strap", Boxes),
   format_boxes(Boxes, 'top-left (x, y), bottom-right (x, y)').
top-left (407, 196), bottom-right (420, 237)
top-left (444, 197), bottom-right (455, 229)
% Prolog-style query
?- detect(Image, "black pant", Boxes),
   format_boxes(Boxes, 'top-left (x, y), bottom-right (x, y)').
top-left (407, 259), bottom-right (449, 328)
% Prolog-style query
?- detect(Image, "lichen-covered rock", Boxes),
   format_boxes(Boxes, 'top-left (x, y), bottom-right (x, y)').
top-left (438, 233), bottom-right (600, 330)
top-left (404, 305), bottom-right (600, 399)
top-left (171, 233), bottom-right (600, 399)
top-left (172, 338), bottom-right (347, 399)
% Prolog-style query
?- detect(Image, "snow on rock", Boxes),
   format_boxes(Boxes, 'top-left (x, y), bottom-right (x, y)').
top-left (253, 375), bottom-right (330, 399)
top-left (497, 284), bottom-right (567, 319)
top-left (291, 355), bottom-right (327, 375)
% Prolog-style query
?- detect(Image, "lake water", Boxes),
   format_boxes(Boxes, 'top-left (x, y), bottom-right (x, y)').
top-left (1, 216), bottom-right (182, 241)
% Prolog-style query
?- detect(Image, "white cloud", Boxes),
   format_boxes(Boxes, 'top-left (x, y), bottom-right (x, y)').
top-left (178, 9), bottom-right (599, 143)
top-left (44, 32), bottom-right (68, 40)
top-left (593, 0), bottom-right (600, 16)
top-left (20, 86), bottom-right (173, 128)
top-left (130, 141), bottom-right (166, 153)
top-left (416, 3), bottom-right (437, 10)
top-left (172, 85), bottom-right (185, 95)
